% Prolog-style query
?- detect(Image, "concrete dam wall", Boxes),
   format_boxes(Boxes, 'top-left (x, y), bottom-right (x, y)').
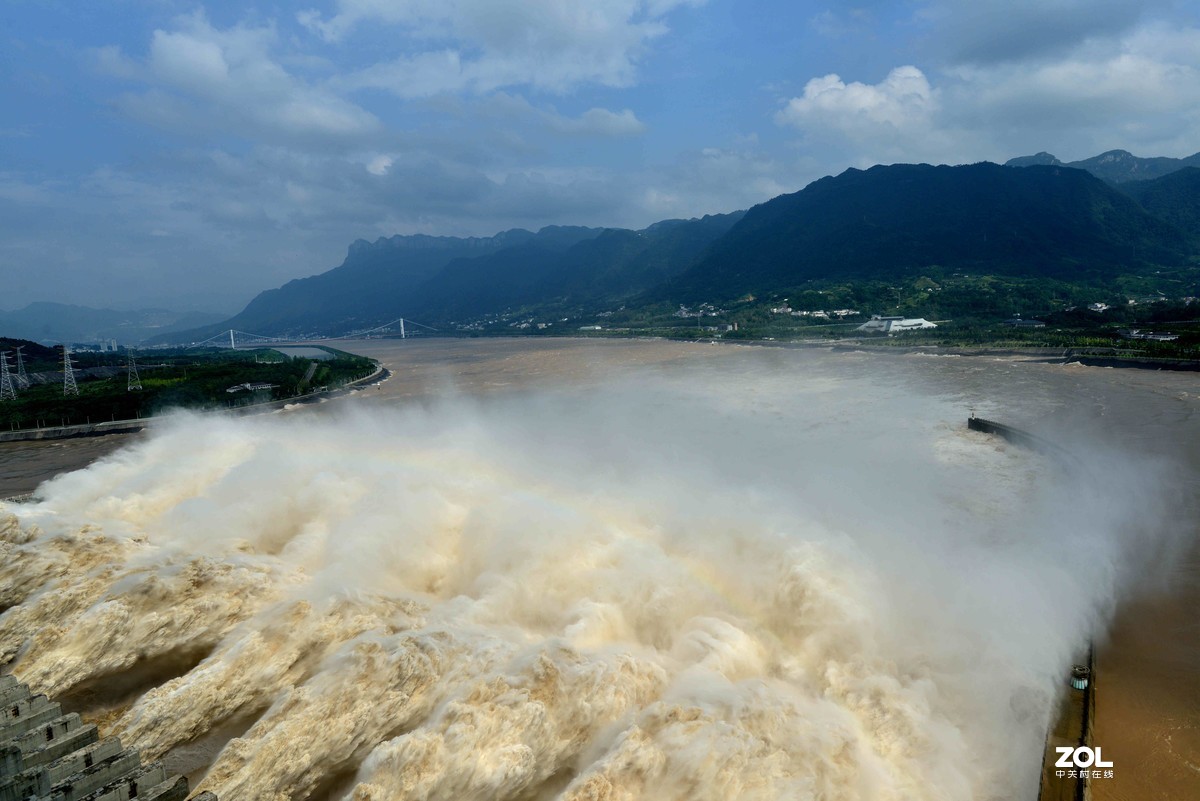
top-left (0, 675), bottom-right (214, 801)
top-left (966, 417), bottom-right (1096, 801)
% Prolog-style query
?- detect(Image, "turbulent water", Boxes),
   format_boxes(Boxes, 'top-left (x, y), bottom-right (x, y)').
top-left (0, 361), bottom-right (1184, 800)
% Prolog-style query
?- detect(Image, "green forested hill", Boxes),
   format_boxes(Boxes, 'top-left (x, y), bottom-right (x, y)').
top-left (1121, 168), bottom-right (1200, 243)
top-left (661, 162), bottom-right (1192, 302)
top-left (408, 212), bottom-right (744, 320)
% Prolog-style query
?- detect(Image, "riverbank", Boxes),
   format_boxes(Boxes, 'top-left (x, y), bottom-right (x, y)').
top-left (0, 362), bottom-right (386, 445)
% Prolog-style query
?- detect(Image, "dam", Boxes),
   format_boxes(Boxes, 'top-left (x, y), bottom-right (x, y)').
top-left (0, 675), bottom-right (213, 801)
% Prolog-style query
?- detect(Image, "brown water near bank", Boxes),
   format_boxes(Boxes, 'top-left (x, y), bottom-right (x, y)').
top-left (0, 433), bottom-right (139, 497)
top-left (2, 337), bottom-right (1197, 799)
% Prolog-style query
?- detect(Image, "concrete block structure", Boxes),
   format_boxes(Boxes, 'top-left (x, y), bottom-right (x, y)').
top-left (0, 677), bottom-right (213, 801)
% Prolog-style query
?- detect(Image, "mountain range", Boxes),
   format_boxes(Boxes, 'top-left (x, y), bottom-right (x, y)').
top-left (0, 304), bottom-right (226, 346)
top-left (160, 213), bottom-right (745, 341)
top-left (154, 150), bottom-right (1200, 342)
top-left (663, 162), bottom-right (1190, 302)
top-left (1005, 149), bottom-right (1200, 183)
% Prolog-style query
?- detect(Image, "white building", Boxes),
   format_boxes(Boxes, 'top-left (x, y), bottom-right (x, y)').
top-left (856, 315), bottom-right (937, 334)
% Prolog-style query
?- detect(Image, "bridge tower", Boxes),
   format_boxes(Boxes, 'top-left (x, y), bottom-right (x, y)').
top-left (0, 352), bottom-right (16, 400)
top-left (62, 345), bottom-right (79, 397)
top-left (400, 318), bottom-right (406, 339)
top-left (230, 329), bottom-right (236, 349)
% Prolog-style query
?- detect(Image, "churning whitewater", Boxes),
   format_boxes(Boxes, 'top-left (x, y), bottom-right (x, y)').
top-left (0, 366), bottom-right (1178, 801)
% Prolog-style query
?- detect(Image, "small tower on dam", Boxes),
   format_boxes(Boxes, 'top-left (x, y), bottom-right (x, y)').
top-left (0, 674), bottom-right (215, 801)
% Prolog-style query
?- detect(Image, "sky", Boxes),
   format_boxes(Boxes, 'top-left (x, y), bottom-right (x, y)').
top-left (2, 1), bottom-right (1198, 314)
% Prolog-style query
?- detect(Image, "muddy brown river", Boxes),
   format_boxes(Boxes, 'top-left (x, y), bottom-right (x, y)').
top-left (1, 337), bottom-right (1196, 800)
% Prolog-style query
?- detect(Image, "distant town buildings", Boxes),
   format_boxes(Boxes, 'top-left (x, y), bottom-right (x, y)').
top-left (1003, 318), bottom-right (1046, 328)
top-left (675, 303), bottom-right (725, 318)
top-left (226, 382), bottom-right (276, 393)
top-left (74, 339), bottom-right (123, 352)
top-left (856, 315), bottom-right (937, 334)
top-left (1119, 329), bottom-right (1179, 342)
top-left (768, 303), bottom-right (859, 319)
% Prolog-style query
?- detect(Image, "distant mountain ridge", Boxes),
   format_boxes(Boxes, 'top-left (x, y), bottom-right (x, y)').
top-left (158, 155), bottom-right (1200, 342)
top-left (410, 213), bottom-right (745, 321)
top-left (158, 214), bottom-right (745, 340)
top-left (196, 226), bottom-right (603, 339)
top-left (0, 303), bottom-right (225, 345)
top-left (1006, 149), bottom-right (1200, 183)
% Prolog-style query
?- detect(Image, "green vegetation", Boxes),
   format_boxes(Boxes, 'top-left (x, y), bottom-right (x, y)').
top-left (666, 163), bottom-right (1193, 303)
top-left (436, 269), bottom-right (1200, 365)
top-left (0, 346), bottom-right (376, 431)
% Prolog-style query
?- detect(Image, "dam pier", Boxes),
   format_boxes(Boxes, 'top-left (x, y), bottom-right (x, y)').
top-left (0, 675), bottom-right (213, 801)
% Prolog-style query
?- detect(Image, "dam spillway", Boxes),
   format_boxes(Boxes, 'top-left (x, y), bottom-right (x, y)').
top-left (965, 417), bottom-right (1097, 800)
top-left (0, 675), bottom-right (213, 801)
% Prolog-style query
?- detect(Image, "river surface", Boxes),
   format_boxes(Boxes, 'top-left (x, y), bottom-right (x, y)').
top-left (1, 337), bottom-right (1196, 799)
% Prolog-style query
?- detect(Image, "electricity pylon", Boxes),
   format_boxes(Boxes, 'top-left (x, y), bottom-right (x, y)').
top-left (127, 352), bottom-right (142, 391)
top-left (14, 345), bottom-right (28, 387)
top-left (62, 346), bottom-right (78, 397)
top-left (0, 352), bottom-right (16, 400)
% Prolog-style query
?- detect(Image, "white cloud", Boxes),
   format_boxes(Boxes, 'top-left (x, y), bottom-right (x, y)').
top-left (548, 107), bottom-right (646, 136)
top-left (366, 154), bottom-right (394, 176)
top-left (775, 66), bottom-right (958, 165)
top-left (554, 107), bottom-right (648, 136)
top-left (307, 0), bottom-right (702, 95)
top-left (953, 24), bottom-right (1200, 114)
top-left (445, 91), bottom-right (648, 139)
top-left (103, 12), bottom-right (381, 144)
top-left (943, 22), bottom-right (1200, 156)
top-left (778, 66), bottom-right (938, 134)
top-left (776, 21), bottom-right (1200, 168)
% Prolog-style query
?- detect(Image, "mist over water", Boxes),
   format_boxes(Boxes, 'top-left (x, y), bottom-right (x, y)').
top-left (0, 360), bottom-right (1182, 800)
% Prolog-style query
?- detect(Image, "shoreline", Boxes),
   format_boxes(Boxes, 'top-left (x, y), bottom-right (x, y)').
top-left (0, 362), bottom-right (387, 445)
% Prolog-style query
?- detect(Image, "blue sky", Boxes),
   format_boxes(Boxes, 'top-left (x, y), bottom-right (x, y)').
top-left (2, 1), bottom-right (1198, 312)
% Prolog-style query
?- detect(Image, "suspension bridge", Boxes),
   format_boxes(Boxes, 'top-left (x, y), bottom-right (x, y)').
top-left (186, 316), bottom-right (437, 349)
